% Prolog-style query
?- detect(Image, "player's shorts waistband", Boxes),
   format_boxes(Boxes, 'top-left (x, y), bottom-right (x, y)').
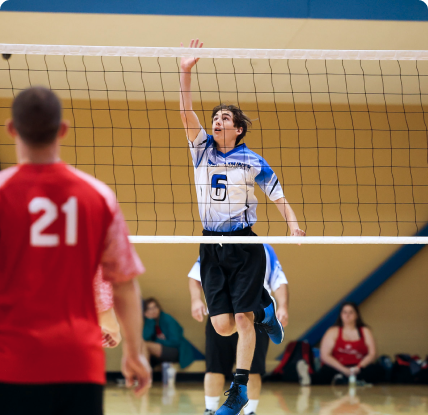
top-left (202, 227), bottom-right (253, 237)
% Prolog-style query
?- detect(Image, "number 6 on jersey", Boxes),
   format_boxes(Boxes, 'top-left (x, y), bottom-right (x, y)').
top-left (29, 196), bottom-right (78, 247)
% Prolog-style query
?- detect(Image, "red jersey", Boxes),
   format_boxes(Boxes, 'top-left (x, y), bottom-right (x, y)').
top-left (94, 266), bottom-right (113, 313)
top-left (0, 163), bottom-right (144, 384)
top-left (332, 327), bottom-right (368, 366)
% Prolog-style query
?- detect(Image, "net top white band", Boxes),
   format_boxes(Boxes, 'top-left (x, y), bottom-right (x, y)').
top-left (1, 44), bottom-right (427, 60)
top-left (128, 236), bottom-right (428, 244)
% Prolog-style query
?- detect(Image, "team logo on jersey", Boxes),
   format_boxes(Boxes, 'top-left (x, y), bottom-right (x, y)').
top-left (211, 174), bottom-right (227, 201)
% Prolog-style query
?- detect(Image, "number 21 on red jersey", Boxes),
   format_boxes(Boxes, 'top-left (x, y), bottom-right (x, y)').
top-left (29, 196), bottom-right (78, 247)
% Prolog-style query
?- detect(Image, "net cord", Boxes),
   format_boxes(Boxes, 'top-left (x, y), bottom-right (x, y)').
top-left (1, 44), bottom-right (428, 60)
top-left (128, 236), bottom-right (428, 244)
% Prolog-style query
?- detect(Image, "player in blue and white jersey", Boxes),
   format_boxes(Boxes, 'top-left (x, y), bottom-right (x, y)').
top-left (188, 244), bottom-right (289, 415)
top-left (180, 39), bottom-right (305, 415)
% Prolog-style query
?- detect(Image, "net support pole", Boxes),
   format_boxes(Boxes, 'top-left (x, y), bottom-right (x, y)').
top-left (128, 236), bottom-right (428, 244)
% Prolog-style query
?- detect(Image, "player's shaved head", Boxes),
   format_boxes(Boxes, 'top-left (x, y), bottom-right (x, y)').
top-left (12, 86), bottom-right (62, 147)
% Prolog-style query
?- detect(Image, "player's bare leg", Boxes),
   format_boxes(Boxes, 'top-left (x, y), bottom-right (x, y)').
top-left (244, 374), bottom-right (262, 414)
top-left (205, 373), bottom-right (225, 396)
top-left (211, 313), bottom-right (236, 336)
top-left (247, 374), bottom-right (261, 400)
top-left (203, 373), bottom-right (225, 414)
top-left (216, 312), bottom-right (254, 415)
top-left (145, 341), bottom-right (162, 357)
top-left (235, 312), bottom-right (256, 370)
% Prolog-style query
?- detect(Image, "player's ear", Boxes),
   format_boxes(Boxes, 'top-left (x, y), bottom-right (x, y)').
top-left (236, 126), bottom-right (243, 136)
top-left (5, 119), bottom-right (17, 139)
top-left (57, 120), bottom-right (69, 140)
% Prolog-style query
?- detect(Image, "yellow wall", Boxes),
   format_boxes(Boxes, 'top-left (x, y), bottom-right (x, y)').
top-left (1, 12), bottom-right (428, 50)
top-left (0, 11), bottom-right (427, 370)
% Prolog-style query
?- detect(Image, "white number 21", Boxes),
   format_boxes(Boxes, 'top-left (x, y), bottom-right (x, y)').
top-left (29, 197), bottom-right (78, 247)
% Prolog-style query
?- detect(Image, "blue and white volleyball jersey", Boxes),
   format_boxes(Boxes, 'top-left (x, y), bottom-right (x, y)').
top-left (188, 244), bottom-right (288, 295)
top-left (188, 128), bottom-right (285, 232)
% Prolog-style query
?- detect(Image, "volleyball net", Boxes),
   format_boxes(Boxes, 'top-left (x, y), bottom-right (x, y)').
top-left (1, 44), bottom-right (427, 244)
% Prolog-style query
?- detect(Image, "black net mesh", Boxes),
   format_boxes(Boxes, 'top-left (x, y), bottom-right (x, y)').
top-left (1, 53), bottom-right (427, 237)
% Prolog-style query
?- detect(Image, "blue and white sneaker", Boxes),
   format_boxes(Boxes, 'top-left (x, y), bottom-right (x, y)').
top-left (257, 297), bottom-right (284, 345)
top-left (215, 382), bottom-right (248, 415)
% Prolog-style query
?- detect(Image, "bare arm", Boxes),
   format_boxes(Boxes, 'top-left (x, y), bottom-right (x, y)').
top-left (320, 328), bottom-right (351, 376)
top-left (358, 327), bottom-right (377, 368)
top-left (273, 284), bottom-right (289, 327)
top-left (180, 39), bottom-right (204, 142)
top-left (188, 278), bottom-right (207, 322)
top-left (113, 279), bottom-right (152, 395)
top-left (274, 197), bottom-right (306, 236)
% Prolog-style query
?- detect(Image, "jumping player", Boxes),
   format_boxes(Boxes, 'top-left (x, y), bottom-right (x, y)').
top-left (180, 39), bottom-right (305, 415)
top-left (0, 87), bottom-right (151, 415)
top-left (188, 244), bottom-right (289, 415)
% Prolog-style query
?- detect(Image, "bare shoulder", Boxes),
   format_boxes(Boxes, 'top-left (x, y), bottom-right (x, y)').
top-left (324, 326), bottom-right (339, 340)
top-left (362, 326), bottom-right (373, 337)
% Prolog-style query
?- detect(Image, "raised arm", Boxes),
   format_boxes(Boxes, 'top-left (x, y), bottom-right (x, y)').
top-left (180, 39), bottom-right (203, 142)
top-left (274, 197), bottom-right (306, 236)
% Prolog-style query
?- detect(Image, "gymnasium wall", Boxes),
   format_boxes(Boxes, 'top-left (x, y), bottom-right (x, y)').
top-left (0, 10), bottom-right (427, 370)
top-left (1, 95), bottom-right (427, 368)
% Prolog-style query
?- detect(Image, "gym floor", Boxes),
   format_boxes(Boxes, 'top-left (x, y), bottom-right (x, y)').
top-left (104, 383), bottom-right (428, 415)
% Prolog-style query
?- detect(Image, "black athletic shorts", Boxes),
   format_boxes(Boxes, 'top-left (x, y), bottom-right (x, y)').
top-left (200, 227), bottom-right (266, 316)
top-left (205, 318), bottom-right (269, 375)
top-left (0, 382), bottom-right (103, 415)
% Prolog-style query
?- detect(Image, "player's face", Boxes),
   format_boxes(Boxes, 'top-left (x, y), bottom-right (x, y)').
top-left (144, 302), bottom-right (161, 319)
top-left (340, 305), bottom-right (358, 326)
top-left (212, 110), bottom-right (242, 148)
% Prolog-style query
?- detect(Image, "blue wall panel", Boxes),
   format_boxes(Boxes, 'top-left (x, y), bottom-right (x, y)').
top-left (1, 0), bottom-right (428, 21)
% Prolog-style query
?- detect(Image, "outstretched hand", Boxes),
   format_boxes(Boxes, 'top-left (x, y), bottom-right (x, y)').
top-left (180, 39), bottom-right (204, 72)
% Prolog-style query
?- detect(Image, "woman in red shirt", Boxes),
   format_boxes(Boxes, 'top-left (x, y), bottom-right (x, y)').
top-left (299, 302), bottom-right (384, 385)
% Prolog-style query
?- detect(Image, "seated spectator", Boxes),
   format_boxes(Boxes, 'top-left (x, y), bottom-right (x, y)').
top-left (298, 302), bottom-right (384, 385)
top-left (143, 297), bottom-right (195, 369)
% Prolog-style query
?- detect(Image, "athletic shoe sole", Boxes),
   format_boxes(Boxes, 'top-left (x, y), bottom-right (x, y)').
top-left (270, 295), bottom-right (284, 344)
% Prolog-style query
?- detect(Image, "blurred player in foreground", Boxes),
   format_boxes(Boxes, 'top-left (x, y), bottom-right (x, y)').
top-left (0, 86), bottom-right (151, 415)
top-left (188, 244), bottom-right (289, 415)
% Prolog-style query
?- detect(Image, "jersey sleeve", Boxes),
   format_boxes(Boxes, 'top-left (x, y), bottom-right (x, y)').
top-left (188, 257), bottom-right (201, 282)
top-left (265, 244), bottom-right (288, 293)
top-left (93, 266), bottom-right (114, 313)
top-left (254, 158), bottom-right (284, 201)
top-left (270, 267), bottom-right (288, 293)
top-left (100, 203), bottom-right (145, 283)
top-left (188, 128), bottom-right (214, 169)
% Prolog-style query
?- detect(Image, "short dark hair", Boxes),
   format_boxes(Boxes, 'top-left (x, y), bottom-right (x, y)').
top-left (143, 297), bottom-right (162, 314)
top-left (211, 104), bottom-right (252, 145)
top-left (334, 302), bottom-right (366, 328)
top-left (12, 86), bottom-right (62, 147)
